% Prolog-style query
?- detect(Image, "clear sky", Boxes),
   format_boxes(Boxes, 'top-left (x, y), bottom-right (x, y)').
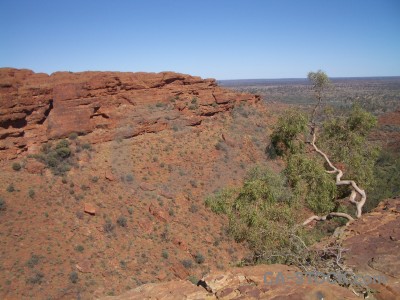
top-left (0, 0), bottom-right (399, 79)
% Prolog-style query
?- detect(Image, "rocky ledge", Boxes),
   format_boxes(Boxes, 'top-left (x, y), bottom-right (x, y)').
top-left (101, 198), bottom-right (400, 300)
top-left (0, 68), bottom-right (259, 159)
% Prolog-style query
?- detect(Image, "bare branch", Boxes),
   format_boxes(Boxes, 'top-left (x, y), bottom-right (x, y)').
top-left (302, 212), bottom-right (354, 226)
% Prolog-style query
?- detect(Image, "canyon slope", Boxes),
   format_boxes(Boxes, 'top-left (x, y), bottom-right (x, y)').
top-left (0, 68), bottom-right (272, 299)
top-left (0, 69), bottom-right (398, 300)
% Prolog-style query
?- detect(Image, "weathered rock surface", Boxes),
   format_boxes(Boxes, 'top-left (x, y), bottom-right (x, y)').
top-left (102, 198), bottom-right (400, 300)
top-left (341, 197), bottom-right (400, 300)
top-left (0, 68), bottom-right (259, 159)
top-left (100, 264), bottom-right (358, 300)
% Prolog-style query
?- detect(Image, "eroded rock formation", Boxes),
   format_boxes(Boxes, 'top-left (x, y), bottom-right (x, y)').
top-left (0, 68), bottom-right (259, 159)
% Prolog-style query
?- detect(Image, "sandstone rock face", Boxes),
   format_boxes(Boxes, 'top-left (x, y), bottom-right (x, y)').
top-left (100, 264), bottom-right (358, 300)
top-left (0, 68), bottom-right (259, 159)
top-left (341, 197), bottom-right (400, 300)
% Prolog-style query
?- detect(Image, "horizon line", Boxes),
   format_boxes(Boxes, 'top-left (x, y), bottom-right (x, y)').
top-left (218, 75), bottom-right (400, 81)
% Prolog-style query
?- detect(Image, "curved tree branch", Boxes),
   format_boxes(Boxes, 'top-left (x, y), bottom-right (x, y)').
top-left (310, 131), bottom-right (366, 218)
top-left (302, 212), bottom-right (355, 226)
top-left (302, 70), bottom-right (367, 226)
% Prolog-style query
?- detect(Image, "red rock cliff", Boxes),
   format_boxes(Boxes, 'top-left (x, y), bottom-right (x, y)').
top-left (0, 68), bottom-right (259, 159)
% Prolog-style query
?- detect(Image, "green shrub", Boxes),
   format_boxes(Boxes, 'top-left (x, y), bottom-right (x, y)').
top-left (270, 110), bottom-right (308, 156)
top-left (319, 104), bottom-right (379, 189)
top-left (181, 259), bottom-right (193, 269)
top-left (104, 220), bottom-right (115, 233)
top-left (205, 188), bottom-right (236, 215)
top-left (33, 139), bottom-right (74, 175)
top-left (81, 143), bottom-right (92, 150)
top-left (285, 154), bottom-right (336, 214)
top-left (69, 132), bottom-right (78, 140)
top-left (27, 272), bottom-right (44, 285)
top-left (0, 198), bottom-right (6, 211)
top-left (188, 275), bottom-right (199, 285)
top-left (56, 147), bottom-right (71, 158)
top-left (194, 253), bottom-right (205, 264)
top-left (205, 167), bottom-right (307, 263)
top-left (28, 188), bottom-right (35, 199)
top-left (162, 250), bottom-right (169, 259)
top-left (127, 207), bottom-right (134, 215)
top-left (26, 254), bottom-right (40, 268)
top-left (6, 184), bottom-right (15, 193)
top-left (56, 139), bottom-right (70, 149)
top-left (69, 271), bottom-right (78, 283)
top-left (75, 245), bottom-right (84, 252)
top-left (117, 216), bottom-right (127, 227)
top-left (12, 162), bottom-right (21, 171)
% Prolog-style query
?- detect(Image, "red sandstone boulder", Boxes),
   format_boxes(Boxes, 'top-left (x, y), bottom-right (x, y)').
top-left (84, 203), bottom-right (96, 215)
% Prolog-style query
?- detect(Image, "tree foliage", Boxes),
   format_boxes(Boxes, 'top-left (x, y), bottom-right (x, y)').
top-left (206, 70), bottom-right (382, 265)
top-left (319, 104), bottom-right (379, 189)
top-left (285, 154), bottom-right (336, 214)
top-left (205, 166), bottom-right (300, 260)
top-left (270, 110), bottom-right (308, 156)
top-left (307, 70), bottom-right (330, 101)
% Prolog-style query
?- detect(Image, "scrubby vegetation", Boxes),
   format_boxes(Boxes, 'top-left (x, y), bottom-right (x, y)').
top-left (206, 71), bottom-right (383, 267)
top-left (12, 162), bottom-right (21, 171)
top-left (31, 137), bottom-right (92, 175)
top-left (0, 197), bottom-right (6, 211)
top-left (32, 139), bottom-right (74, 175)
top-left (206, 166), bottom-right (307, 263)
top-left (224, 77), bottom-right (400, 115)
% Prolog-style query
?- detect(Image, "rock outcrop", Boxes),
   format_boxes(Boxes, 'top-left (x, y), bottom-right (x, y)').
top-left (341, 197), bottom-right (400, 300)
top-left (101, 198), bottom-right (400, 300)
top-left (0, 68), bottom-right (259, 159)
top-left (101, 264), bottom-right (358, 300)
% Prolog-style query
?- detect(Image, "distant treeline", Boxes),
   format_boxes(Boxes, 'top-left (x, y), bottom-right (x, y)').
top-left (219, 77), bottom-right (400, 115)
top-left (218, 77), bottom-right (400, 87)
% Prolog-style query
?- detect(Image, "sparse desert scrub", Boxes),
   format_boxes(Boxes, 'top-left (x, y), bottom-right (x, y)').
top-left (0, 197), bottom-right (6, 211)
top-left (12, 162), bottom-right (21, 171)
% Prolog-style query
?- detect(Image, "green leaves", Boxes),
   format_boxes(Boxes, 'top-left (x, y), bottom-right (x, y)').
top-left (205, 166), bottom-right (298, 259)
top-left (270, 110), bottom-right (308, 156)
top-left (320, 104), bottom-right (379, 188)
top-left (307, 70), bottom-right (331, 96)
top-left (285, 154), bottom-right (336, 214)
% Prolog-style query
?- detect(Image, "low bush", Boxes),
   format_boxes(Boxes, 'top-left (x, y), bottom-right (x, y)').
top-left (69, 271), bottom-right (78, 283)
top-left (6, 184), bottom-right (15, 193)
top-left (0, 198), bottom-right (6, 211)
top-left (205, 166), bottom-right (308, 263)
top-left (181, 259), bottom-right (193, 269)
top-left (27, 272), bottom-right (44, 285)
top-left (33, 140), bottom-right (74, 175)
top-left (194, 253), bottom-right (205, 264)
top-left (104, 220), bottom-right (115, 233)
top-left (117, 216), bottom-right (127, 227)
top-left (12, 162), bottom-right (21, 171)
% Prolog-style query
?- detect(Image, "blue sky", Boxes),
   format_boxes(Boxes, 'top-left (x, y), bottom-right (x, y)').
top-left (1, 0), bottom-right (399, 79)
